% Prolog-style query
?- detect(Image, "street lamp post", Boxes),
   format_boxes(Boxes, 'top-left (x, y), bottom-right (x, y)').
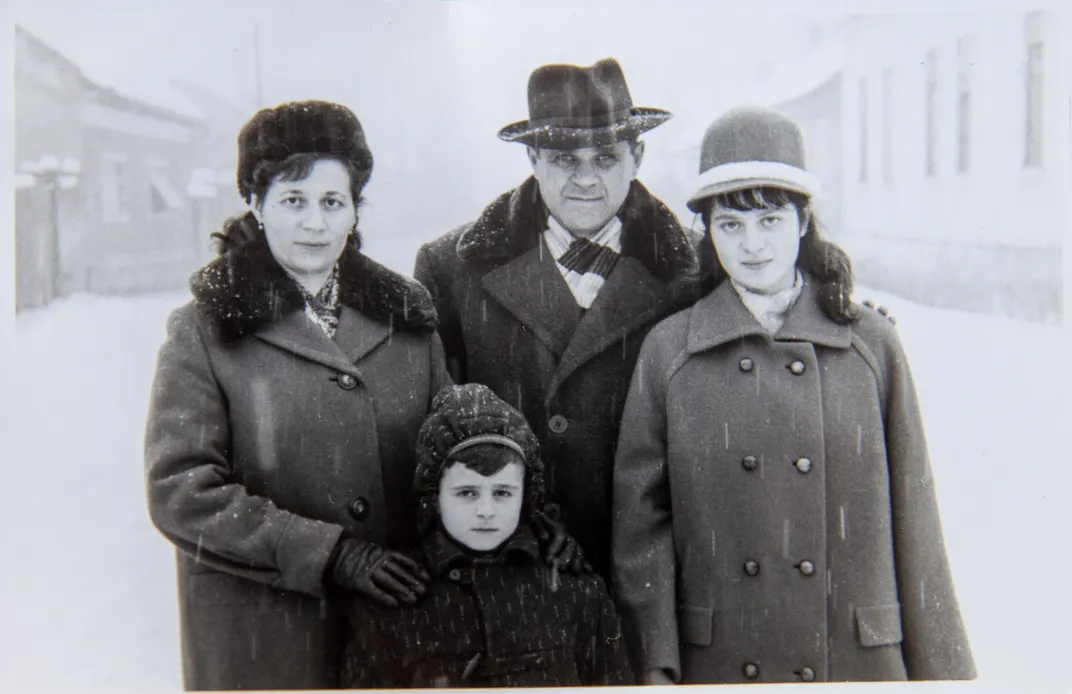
top-left (18, 154), bottom-right (81, 301)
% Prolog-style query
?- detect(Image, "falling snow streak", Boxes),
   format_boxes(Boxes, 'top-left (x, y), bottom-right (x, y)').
top-left (839, 505), bottom-right (847, 541)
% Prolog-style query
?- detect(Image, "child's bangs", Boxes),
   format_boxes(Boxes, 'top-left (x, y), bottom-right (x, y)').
top-left (450, 444), bottom-right (525, 477)
top-left (714, 186), bottom-right (795, 212)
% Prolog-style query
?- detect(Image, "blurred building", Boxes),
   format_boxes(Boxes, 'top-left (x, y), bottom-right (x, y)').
top-left (14, 25), bottom-right (245, 311)
top-left (676, 12), bottom-right (1068, 325)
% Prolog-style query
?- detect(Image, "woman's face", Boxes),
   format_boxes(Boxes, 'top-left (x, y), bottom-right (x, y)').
top-left (252, 158), bottom-right (355, 290)
top-left (708, 199), bottom-right (806, 295)
top-left (438, 456), bottom-right (524, 552)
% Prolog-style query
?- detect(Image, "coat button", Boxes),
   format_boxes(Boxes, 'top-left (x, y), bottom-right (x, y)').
top-left (788, 360), bottom-right (806, 375)
top-left (741, 455), bottom-right (758, 472)
top-left (794, 457), bottom-right (812, 474)
top-left (548, 414), bottom-right (569, 435)
top-left (738, 357), bottom-right (754, 373)
top-left (799, 667), bottom-right (816, 682)
top-left (337, 373), bottom-right (358, 390)
top-left (742, 662), bottom-right (759, 680)
top-left (743, 560), bottom-right (760, 576)
top-left (348, 497), bottom-right (370, 521)
top-left (797, 560), bottom-right (816, 576)
top-left (448, 569), bottom-right (461, 582)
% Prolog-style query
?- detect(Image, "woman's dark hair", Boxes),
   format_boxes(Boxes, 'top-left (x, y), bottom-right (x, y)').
top-left (694, 186), bottom-right (859, 325)
top-left (210, 152), bottom-right (367, 255)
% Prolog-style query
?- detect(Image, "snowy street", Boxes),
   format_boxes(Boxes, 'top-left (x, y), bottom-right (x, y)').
top-left (2, 284), bottom-right (1069, 693)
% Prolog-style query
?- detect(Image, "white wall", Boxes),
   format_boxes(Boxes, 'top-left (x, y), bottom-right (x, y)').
top-left (841, 11), bottom-right (1069, 249)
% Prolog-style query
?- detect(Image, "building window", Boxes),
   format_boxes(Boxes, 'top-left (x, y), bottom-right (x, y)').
top-left (925, 49), bottom-right (939, 177)
top-left (957, 36), bottom-right (975, 173)
top-left (101, 154), bottom-right (131, 222)
top-left (1024, 12), bottom-right (1046, 168)
top-left (882, 67), bottom-right (895, 184)
top-left (858, 77), bottom-right (869, 182)
top-left (147, 160), bottom-right (184, 216)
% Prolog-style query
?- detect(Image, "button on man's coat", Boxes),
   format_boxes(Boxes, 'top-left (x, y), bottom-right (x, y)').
top-left (414, 177), bottom-right (697, 578)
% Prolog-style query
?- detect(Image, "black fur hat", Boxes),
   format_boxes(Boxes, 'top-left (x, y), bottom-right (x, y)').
top-left (236, 100), bottom-right (374, 203)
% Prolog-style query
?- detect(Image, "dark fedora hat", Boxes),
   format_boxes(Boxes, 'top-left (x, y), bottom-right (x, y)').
top-left (498, 58), bottom-right (672, 149)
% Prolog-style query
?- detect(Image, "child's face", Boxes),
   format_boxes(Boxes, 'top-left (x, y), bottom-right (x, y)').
top-left (708, 199), bottom-right (805, 295)
top-left (438, 456), bottom-right (525, 552)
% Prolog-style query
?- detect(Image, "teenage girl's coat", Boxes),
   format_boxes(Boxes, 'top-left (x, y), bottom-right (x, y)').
top-left (612, 276), bottom-right (975, 684)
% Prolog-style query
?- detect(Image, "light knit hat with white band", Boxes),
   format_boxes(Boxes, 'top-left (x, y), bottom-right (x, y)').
top-left (686, 106), bottom-right (822, 213)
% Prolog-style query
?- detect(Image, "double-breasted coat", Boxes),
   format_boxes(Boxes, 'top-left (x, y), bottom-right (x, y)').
top-left (342, 526), bottom-right (632, 688)
top-left (612, 277), bottom-right (975, 684)
top-left (144, 235), bottom-right (449, 690)
top-left (414, 177), bottom-right (697, 579)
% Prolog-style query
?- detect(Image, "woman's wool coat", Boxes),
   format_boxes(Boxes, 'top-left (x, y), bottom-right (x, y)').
top-left (144, 236), bottom-right (450, 690)
top-left (612, 277), bottom-right (976, 684)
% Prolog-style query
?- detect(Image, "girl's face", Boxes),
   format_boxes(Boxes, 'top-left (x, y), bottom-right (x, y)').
top-left (438, 456), bottom-right (525, 552)
top-left (251, 157), bottom-right (355, 292)
top-left (708, 199), bottom-right (806, 295)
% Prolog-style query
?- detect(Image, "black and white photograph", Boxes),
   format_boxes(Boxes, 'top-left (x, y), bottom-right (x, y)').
top-left (1, 0), bottom-right (1070, 692)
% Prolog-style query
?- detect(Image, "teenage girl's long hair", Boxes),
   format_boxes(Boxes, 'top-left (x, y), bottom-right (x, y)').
top-left (691, 186), bottom-right (859, 325)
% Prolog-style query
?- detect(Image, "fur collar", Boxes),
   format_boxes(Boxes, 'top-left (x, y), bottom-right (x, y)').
top-left (455, 176), bottom-right (697, 283)
top-left (190, 232), bottom-right (437, 342)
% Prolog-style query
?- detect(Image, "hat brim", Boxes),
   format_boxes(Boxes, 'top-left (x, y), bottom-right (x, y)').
top-left (498, 107), bottom-right (672, 148)
top-left (686, 161), bottom-right (822, 213)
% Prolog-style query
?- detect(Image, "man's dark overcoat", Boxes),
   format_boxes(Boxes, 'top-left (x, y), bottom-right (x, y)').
top-left (414, 176), bottom-right (697, 578)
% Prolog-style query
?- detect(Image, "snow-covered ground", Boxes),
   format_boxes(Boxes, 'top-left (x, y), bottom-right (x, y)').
top-left (2, 286), bottom-right (1069, 693)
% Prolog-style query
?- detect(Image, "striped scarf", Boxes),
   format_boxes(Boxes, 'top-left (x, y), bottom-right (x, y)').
top-left (297, 264), bottom-right (342, 339)
top-left (542, 215), bottom-right (623, 309)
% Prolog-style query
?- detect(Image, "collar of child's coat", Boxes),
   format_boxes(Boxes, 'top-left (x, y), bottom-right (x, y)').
top-left (687, 274), bottom-right (852, 353)
top-left (422, 525), bottom-right (541, 577)
top-left (455, 176), bottom-right (697, 283)
top-left (189, 231), bottom-right (437, 343)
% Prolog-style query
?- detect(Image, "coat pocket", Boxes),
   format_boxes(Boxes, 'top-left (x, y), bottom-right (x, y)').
top-left (677, 605), bottom-right (713, 647)
top-left (855, 604), bottom-right (903, 648)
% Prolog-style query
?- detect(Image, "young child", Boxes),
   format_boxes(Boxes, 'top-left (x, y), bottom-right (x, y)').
top-left (612, 107), bottom-right (976, 685)
top-left (342, 383), bottom-right (632, 688)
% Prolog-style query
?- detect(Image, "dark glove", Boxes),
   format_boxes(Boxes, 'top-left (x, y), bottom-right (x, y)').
top-left (862, 299), bottom-right (897, 325)
top-left (327, 535), bottom-right (429, 608)
top-left (532, 504), bottom-right (591, 575)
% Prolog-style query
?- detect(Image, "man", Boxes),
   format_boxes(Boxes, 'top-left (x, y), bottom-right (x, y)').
top-left (414, 58), bottom-right (698, 579)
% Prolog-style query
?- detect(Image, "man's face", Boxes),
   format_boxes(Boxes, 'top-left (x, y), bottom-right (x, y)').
top-left (528, 140), bottom-right (644, 238)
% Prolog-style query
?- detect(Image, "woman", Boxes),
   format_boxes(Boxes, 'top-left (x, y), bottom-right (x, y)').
top-left (144, 100), bottom-right (454, 690)
top-left (611, 107), bottom-right (976, 685)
